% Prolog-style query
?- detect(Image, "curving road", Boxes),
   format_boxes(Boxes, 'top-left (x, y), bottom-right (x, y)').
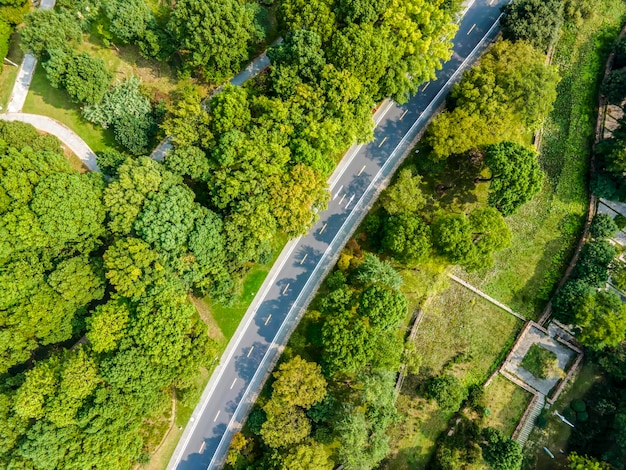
top-left (168, 1), bottom-right (508, 469)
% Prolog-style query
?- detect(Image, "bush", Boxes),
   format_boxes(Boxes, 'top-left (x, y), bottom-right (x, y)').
top-left (614, 214), bottom-right (626, 229)
top-left (425, 374), bottom-right (467, 412)
top-left (601, 68), bottom-right (626, 105)
top-left (571, 399), bottom-right (587, 412)
top-left (590, 213), bottom-right (618, 239)
top-left (576, 411), bottom-right (589, 422)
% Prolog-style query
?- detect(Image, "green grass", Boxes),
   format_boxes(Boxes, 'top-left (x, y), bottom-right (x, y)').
top-left (483, 374), bottom-right (533, 436)
top-left (23, 63), bottom-right (117, 153)
top-left (0, 32), bottom-right (24, 111)
top-left (461, 0), bottom-right (626, 319)
top-left (207, 233), bottom-right (288, 340)
top-left (385, 282), bottom-right (523, 468)
top-left (521, 344), bottom-right (559, 380)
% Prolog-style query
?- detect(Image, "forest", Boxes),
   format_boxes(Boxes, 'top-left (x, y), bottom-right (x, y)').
top-left (0, 0), bottom-right (464, 468)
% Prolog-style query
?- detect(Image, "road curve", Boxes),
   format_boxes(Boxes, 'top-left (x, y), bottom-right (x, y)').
top-left (0, 113), bottom-right (99, 171)
top-left (168, 1), bottom-right (508, 469)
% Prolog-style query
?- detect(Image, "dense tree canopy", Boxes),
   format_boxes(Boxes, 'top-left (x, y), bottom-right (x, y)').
top-left (0, 121), bottom-right (216, 469)
top-left (483, 142), bottom-right (544, 215)
top-left (501, 0), bottom-right (564, 51)
top-left (426, 40), bottom-right (559, 158)
top-left (168, 0), bottom-right (254, 82)
top-left (20, 9), bottom-right (82, 58)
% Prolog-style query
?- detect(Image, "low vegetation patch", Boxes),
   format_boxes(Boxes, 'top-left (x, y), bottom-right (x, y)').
top-left (521, 344), bottom-right (560, 380)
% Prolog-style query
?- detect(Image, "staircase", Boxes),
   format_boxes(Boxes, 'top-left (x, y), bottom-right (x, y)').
top-left (513, 394), bottom-right (545, 446)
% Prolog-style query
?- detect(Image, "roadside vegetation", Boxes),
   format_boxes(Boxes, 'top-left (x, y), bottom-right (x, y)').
top-left (0, 0), bottom-right (463, 468)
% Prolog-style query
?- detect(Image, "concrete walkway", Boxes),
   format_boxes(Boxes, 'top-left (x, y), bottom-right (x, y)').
top-left (0, 113), bottom-right (98, 171)
top-left (5, 0), bottom-right (55, 113)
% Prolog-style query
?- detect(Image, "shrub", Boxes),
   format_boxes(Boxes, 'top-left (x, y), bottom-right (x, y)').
top-left (576, 411), bottom-right (589, 422)
top-left (590, 213), bottom-right (618, 239)
top-left (571, 399), bottom-right (587, 412)
top-left (614, 214), bottom-right (626, 229)
top-left (425, 374), bottom-right (467, 412)
top-left (601, 68), bottom-right (626, 105)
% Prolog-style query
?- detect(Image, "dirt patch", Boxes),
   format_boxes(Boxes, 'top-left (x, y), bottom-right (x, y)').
top-left (189, 294), bottom-right (226, 344)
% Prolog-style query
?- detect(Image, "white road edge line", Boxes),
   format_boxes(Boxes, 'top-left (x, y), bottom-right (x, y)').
top-left (206, 13), bottom-right (502, 470)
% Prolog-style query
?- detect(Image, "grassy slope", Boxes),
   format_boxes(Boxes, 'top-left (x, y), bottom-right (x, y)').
top-left (0, 32), bottom-right (23, 110)
top-left (385, 283), bottom-right (523, 468)
top-left (462, 1), bottom-right (626, 319)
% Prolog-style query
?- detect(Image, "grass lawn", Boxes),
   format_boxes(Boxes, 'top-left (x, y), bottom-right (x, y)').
top-left (460, 0), bottom-right (626, 319)
top-left (23, 63), bottom-right (117, 153)
top-left (521, 344), bottom-right (559, 380)
top-left (0, 32), bottom-right (24, 110)
top-left (206, 233), bottom-right (288, 341)
top-left (384, 282), bottom-right (523, 468)
top-left (483, 374), bottom-right (533, 436)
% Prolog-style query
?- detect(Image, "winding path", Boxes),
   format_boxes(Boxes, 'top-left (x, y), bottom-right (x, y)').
top-left (0, 113), bottom-right (98, 170)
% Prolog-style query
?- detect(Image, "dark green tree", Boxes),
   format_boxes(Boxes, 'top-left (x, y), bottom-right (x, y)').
top-left (168, 0), bottom-right (254, 82)
top-left (425, 374), bottom-right (467, 412)
top-left (357, 284), bottom-right (407, 332)
top-left (382, 213), bottom-right (432, 264)
top-left (601, 68), bottom-right (626, 106)
top-left (20, 9), bottom-right (82, 58)
top-left (500, 0), bottom-right (564, 51)
top-left (480, 427), bottom-right (523, 470)
top-left (482, 142), bottom-right (543, 216)
top-left (590, 213), bottom-right (619, 239)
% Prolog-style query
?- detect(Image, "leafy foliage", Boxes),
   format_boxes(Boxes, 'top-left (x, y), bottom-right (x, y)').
top-left (590, 213), bottom-right (618, 239)
top-left (483, 142), bottom-right (544, 216)
top-left (168, 0), bottom-right (254, 82)
top-left (480, 427), bottom-right (523, 470)
top-left (20, 9), bottom-right (82, 58)
top-left (501, 0), bottom-right (564, 51)
top-left (426, 374), bottom-right (467, 412)
top-left (426, 40), bottom-right (559, 158)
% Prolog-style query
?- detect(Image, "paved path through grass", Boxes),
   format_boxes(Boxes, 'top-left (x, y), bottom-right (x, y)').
top-left (5, 0), bottom-right (55, 113)
top-left (448, 273), bottom-right (527, 321)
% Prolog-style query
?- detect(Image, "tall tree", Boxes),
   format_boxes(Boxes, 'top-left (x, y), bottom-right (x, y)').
top-left (168, 0), bottom-right (254, 82)
top-left (500, 0), bottom-right (564, 51)
top-left (482, 142), bottom-right (543, 215)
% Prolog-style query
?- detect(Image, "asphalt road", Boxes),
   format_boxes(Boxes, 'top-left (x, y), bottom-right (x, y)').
top-left (169, 1), bottom-right (508, 468)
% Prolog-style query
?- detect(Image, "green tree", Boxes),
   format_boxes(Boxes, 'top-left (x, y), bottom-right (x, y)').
top-left (482, 142), bottom-right (543, 215)
top-left (281, 442), bottom-right (333, 470)
top-left (380, 168), bottom-right (426, 215)
top-left (269, 164), bottom-right (329, 236)
top-left (260, 401), bottom-right (311, 448)
top-left (568, 453), bottom-right (611, 470)
top-left (427, 40), bottom-right (559, 158)
top-left (86, 298), bottom-right (131, 353)
top-left (574, 290), bottom-right (626, 351)
top-left (432, 213), bottom-right (474, 265)
top-left (271, 356), bottom-right (327, 409)
top-left (590, 213), bottom-right (619, 239)
top-left (480, 427), bottom-right (523, 470)
top-left (425, 374), bottom-right (467, 412)
top-left (0, 20), bottom-right (11, 69)
top-left (500, 0), bottom-right (564, 51)
top-left (382, 213), bottom-right (432, 263)
top-left (44, 51), bottom-right (112, 104)
top-left (164, 145), bottom-right (210, 180)
top-left (601, 68), bottom-right (626, 106)
top-left (113, 112), bottom-right (155, 155)
top-left (102, 0), bottom-right (152, 44)
top-left (552, 278), bottom-right (594, 323)
top-left (20, 9), bottom-right (82, 58)
top-left (278, 0), bottom-right (336, 43)
top-left (168, 0), bottom-right (254, 82)
top-left (354, 253), bottom-right (403, 290)
top-left (103, 237), bottom-right (166, 300)
top-left (322, 310), bottom-right (372, 375)
top-left (30, 172), bottom-right (106, 251)
top-left (357, 284), bottom-right (408, 331)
